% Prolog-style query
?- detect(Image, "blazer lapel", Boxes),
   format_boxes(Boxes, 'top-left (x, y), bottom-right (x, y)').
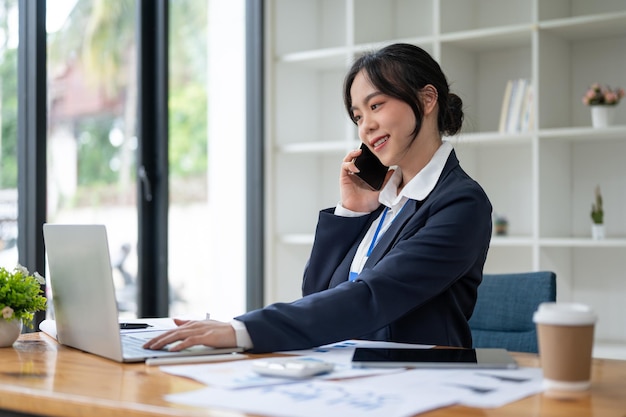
top-left (363, 150), bottom-right (459, 266)
top-left (327, 206), bottom-right (386, 288)
top-left (329, 151), bottom-right (460, 282)
top-left (364, 199), bottom-right (420, 266)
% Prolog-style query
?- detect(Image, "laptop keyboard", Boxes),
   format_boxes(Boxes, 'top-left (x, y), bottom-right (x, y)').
top-left (120, 330), bottom-right (240, 359)
top-left (121, 333), bottom-right (171, 357)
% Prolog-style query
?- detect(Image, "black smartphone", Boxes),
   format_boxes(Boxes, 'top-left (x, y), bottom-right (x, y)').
top-left (353, 143), bottom-right (388, 191)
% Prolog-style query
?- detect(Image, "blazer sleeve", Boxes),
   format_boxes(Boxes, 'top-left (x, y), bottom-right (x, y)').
top-left (301, 207), bottom-right (379, 295)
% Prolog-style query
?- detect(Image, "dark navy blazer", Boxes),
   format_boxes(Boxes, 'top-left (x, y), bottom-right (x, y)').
top-left (237, 150), bottom-right (492, 353)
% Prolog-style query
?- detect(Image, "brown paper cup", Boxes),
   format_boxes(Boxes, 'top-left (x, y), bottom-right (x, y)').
top-left (533, 302), bottom-right (597, 392)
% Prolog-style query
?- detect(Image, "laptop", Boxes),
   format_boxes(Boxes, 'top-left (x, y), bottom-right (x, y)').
top-left (42, 223), bottom-right (243, 363)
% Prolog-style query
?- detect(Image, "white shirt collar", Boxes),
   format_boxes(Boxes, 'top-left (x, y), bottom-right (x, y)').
top-left (379, 141), bottom-right (453, 207)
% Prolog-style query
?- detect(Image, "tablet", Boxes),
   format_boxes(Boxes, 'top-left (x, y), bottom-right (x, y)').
top-left (351, 347), bottom-right (518, 369)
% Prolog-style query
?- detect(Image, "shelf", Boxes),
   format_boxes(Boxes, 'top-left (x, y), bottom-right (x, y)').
top-left (440, 24), bottom-right (533, 51)
top-left (451, 126), bottom-right (626, 144)
top-left (277, 125), bottom-right (626, 154)
top-left (278, 140), bottom-right (357, 154)
top-left (539, 237), bottom-right (626, 248)
top-left (447, 131), bottom-right (533, 146)
top-left (277, 47), bottom-right (349, 69)
top-left (539, 125), bottom-right (626, 141)
top-left (540, 12), bottom-right (626, 41)
top-left (352, 38), bottom-right (435, 54)
top-left (267, 0), bottom-right (626, 348)
top-left (282, 236), bottom-right (626, 249)
top-left (490, 236), bottom-right (534, 246)
top-left (280, 234), bottom-right (314, 245)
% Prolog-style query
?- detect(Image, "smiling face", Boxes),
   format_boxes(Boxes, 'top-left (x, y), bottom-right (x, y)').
top-left (349, 70), bottom-right (423, 171)
top-left (343, 44), bottom-right (456, 183)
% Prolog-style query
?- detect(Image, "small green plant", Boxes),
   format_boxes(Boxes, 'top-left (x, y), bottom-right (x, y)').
top-left (591, 186), bottom-right (604, 225)
top-left (0, 265), bottom-right (47, 328)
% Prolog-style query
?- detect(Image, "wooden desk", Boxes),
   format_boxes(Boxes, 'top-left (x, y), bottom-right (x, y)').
top-left (1, 333), bottom-right (625, 417)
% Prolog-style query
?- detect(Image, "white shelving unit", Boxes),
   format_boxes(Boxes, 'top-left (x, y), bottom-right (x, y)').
top-left (264, 0), bottom-right (626, 359)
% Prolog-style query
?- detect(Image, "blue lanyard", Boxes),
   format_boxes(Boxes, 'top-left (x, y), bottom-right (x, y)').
top-left (349, 203), bottom-right (408, 282)
top-left (349, 207), bottom-right (390, 282)
top-left (366, 207), bottom-right (389, 257)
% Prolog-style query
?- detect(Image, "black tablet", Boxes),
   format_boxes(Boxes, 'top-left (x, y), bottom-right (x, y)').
top-left (351, 347), bottom-right (518, 369)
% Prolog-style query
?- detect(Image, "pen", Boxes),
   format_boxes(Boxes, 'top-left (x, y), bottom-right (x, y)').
top-left (145, 353), bottom-right (248, 366)
top-left (120, 323), bottom-right (152, 330)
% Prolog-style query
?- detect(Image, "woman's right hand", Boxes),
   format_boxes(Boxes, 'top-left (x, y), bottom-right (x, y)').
top-left (142, 319), bottom-right (238, 351)
top-left (340, 148), bottom-right (391, 213)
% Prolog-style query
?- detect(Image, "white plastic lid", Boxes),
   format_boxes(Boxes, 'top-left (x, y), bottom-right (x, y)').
top-left (533, 302), bottom-right (597, 326)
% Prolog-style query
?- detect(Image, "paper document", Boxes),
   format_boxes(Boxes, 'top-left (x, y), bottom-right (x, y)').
top-left (160, 339), bottom-right (544, 417)
top-left (346, 366), bottom-right (544, 408)
top-left (166, 380), bottom-right (457, 417)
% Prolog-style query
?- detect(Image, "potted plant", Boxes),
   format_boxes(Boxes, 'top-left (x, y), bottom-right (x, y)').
top-left (582, 83), bottom-right (625, 127)
top-left (590, 186), bottom-right (605, 240)
top-left (0, 265), bottom-right (47, 347)
top-left (494, 214), bottom-right (509, 236)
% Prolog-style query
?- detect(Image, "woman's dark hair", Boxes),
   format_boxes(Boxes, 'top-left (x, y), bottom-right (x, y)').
top-left (343, 43), bottom-right (463, 137)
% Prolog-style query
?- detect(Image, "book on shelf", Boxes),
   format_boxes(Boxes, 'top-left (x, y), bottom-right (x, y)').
top-left (498, 79), bottom-right (534, 134)
top-left (497, 80), bottom-right (513, 133)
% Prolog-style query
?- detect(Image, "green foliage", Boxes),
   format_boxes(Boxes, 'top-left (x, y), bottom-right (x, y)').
top-left (0, 265), bottom-right (47, 328)
top-left (169, 1), bottom-right (208, 86)
top-left (82, 0), bottom-right (135, 96)
top-left (0, 47), bottom-right (18, 188)
top-left (168, 1), bottom-right (209, 179)
top-left (591, 186), bottom-right (604, 224)
top-left (76, 117), bottom-right (121, 186)
top-left (169, 84), bottom-right (208, 177)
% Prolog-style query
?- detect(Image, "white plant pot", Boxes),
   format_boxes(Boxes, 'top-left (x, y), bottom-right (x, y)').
top-left (0, 318), bottom-right (22, 347)
top-left (591, 106), bottom-right (616, 128)
top-left (591, 224), bottom-right (605, 240)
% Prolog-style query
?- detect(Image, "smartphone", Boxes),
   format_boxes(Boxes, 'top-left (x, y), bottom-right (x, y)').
top-left (352, 143), bottom-right (389, 191)
top-left (351, 348), bottom-right (518, 369)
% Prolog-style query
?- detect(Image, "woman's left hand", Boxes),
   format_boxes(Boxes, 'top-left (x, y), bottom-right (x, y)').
top-left (142, 319), bottom-right (237, 351)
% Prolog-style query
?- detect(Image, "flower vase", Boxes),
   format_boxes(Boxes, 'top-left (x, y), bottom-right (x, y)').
top-left (591, 224), bottom-right (605, 240)
top-left (591, 105), bottom-right (616, 128)
top-left (0, 318), bottom-right (22, 347)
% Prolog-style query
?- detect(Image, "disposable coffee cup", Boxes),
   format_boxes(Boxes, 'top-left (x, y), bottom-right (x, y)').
top-left (533, 302), bottom-right (597, 392)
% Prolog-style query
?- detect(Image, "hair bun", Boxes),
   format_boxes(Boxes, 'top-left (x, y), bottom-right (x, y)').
top-left (441, 93), bottom-right (464, 136)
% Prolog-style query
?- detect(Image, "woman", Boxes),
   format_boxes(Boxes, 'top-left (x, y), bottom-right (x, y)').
top-left (144, 43), bottom-right (492, 353)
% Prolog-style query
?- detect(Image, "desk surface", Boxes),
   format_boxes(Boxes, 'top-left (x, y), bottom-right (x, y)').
top-left (1, 333), bottom-right (625, 417)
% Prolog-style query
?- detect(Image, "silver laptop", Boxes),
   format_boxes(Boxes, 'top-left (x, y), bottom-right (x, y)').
top-left (42, 223), bottom-right (243, 362)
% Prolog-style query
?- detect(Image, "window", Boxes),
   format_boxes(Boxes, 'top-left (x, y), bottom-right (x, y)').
top-left (47, 0), bottom-right (140, 316)
top-left (5, 0), bottom-right (252, 326)
top-left (44, 0), bottom-right (247, 320)
top-left (168, 1), bottom-right (246, 319)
